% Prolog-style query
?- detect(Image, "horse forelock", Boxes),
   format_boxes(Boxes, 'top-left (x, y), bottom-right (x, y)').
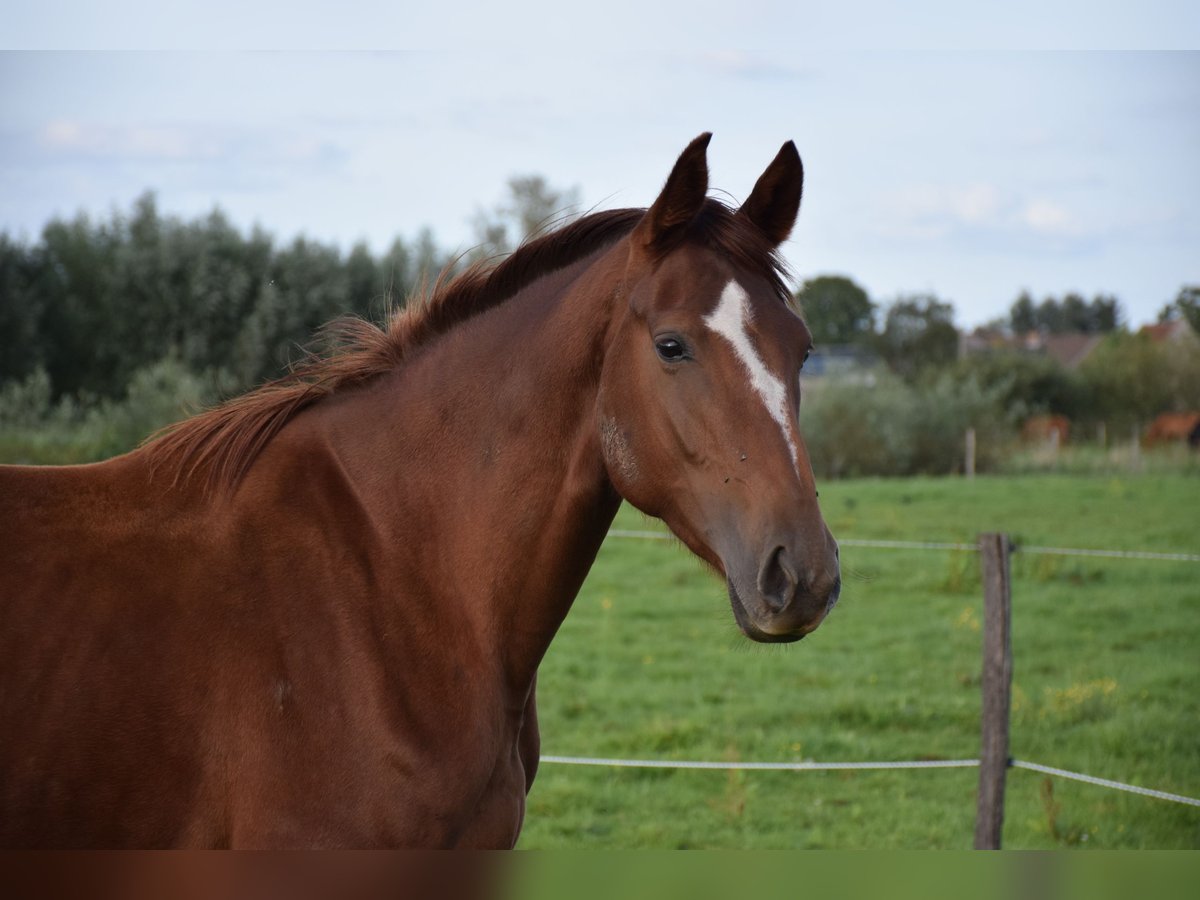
top-left (143, 199), bottom-right (790, 491)
top-left (670, 200), bottom-right (793, 304)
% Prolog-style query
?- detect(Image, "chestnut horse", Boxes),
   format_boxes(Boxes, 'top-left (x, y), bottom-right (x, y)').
top-left (0, 134), bottom-right (840, 848)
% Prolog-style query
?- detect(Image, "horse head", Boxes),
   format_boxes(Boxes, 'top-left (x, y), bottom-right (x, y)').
top-left (599, 133), bottom-right (841, 643)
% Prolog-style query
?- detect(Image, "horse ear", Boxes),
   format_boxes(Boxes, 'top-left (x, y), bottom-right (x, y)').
top-left (635, 132), bottom-right (712, 251)
top-left (738, 140), bottom-right (803, 246)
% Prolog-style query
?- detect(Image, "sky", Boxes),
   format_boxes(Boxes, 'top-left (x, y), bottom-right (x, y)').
top-left (3, 4), bottom-right (1199, 329)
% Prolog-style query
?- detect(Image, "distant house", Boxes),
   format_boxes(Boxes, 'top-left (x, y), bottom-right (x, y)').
top-left (959, 328), bottom-right (1103, 370)
top-left (957, 326), bottom-right (1010, 357)
top-left (1037, 333), bottom-right (1105, 369)
top-left (1139, 318), bottom-right (1200, 347)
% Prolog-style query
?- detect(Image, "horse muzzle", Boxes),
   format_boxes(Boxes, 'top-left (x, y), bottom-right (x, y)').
top-left (724, 539), bottom-right (841, 643)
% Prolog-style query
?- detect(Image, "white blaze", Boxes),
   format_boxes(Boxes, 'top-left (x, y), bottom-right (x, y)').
top-left (703, 279), bottom-right (799, 471)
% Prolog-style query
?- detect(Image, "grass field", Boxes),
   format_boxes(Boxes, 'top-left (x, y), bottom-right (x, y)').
top-left (517, 474), bottom-right (1200, 849)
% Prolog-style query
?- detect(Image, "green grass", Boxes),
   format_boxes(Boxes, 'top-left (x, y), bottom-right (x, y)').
top-left (518, 474), bottom-right (1200, 848)
top-left (1001, 442), bottom-right (1200, 478)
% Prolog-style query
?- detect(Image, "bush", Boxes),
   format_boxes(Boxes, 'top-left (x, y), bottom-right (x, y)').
top-left (799, 372), bottom-right (1015, 478)
top-left (951, 351), bottom-right (1090, 421)
top-left (1079, 331), bottom-right (1200, 430)
top-left (0, 368), bottom-right (93, 464)
top-left (0, 358), bottom-right (210, 465)
top-left (87, 357), bottom-right (210, 459)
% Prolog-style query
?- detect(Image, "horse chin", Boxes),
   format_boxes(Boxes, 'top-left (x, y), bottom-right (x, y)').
top-left (725, 581), bottom-right (806, 644)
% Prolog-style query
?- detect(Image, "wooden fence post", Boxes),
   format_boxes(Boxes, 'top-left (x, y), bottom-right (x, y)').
top-left (965, 428), bottom-right (976, 479)
top-left (974, 532), bottom-right (1013, 849)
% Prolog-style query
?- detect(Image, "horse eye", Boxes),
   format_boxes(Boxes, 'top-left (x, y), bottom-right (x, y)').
top-left (802, 347), bottom-right (812, 365)
top-left (655, 338), bottom-right (686, 362)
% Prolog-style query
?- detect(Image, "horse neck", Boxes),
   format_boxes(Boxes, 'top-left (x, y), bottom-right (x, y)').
top-left (310, 244), bottom-right (628, 688)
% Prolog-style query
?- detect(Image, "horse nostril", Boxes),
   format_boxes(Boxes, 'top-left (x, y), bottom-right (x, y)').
top-left (758, 546), bottom-right (799, 612)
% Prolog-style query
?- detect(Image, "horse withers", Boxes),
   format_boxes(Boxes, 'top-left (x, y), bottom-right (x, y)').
top-left (0, 134), bottom-right (839, 847)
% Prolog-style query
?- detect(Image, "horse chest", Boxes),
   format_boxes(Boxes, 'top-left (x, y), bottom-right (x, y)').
top-left (218, 673), bottom-right (531, 848)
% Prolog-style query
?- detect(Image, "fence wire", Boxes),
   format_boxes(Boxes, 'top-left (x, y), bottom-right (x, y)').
top-left (605, 529), bottom-right (1200, 562)
top-left (585, 527), bottom-right (1200, 813)
top-left (539, 755), bottom-right (980, 771)
top-left (1009, 760), bottom-right (1200, 807)
top-left (540, 754), bottom-right (1200, 807)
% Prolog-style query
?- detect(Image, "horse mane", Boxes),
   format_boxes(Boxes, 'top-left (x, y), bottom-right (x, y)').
top-left (144, 200), bottom-right (790, 491)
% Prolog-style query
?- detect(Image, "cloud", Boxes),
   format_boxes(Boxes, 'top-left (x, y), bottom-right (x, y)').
top-left (33, 119), bottom-right (346, 168)
top-left (39, 119), bottom-right (223, 160)
top-left (876, 182), bottom-right (1090, 246)
top-left (1020, 199), bottom-right (1072, 235)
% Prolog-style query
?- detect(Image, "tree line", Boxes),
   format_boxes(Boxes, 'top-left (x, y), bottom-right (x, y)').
top-left (791, 275), bottom-right (1200, 476)
top-left (0, 192), bottom-right (451, 402)
top-left (1, 189), bottom-right (1197, 472)
top-left (0, 176), bottom-right (585, 404)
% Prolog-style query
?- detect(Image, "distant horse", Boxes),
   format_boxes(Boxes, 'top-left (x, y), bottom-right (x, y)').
top-left (1142, 411), bottom-right (1200, 448)
top-left (0, 134), bottom-right (840, 848)
top-left (1021, 414), bottom-right (1070, 447)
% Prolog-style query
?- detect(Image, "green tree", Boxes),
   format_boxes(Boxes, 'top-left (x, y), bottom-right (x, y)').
top-left (345, 240), bottom-right (385, 321)
top-left (412, 227), bottom-right (452, 285)
top-left (1079, 331), bottom-right (1200, 429)
top-left (237, 236), bottom-right (349, 384)
top-left (1009, 291), bottom-right (1036, 334)
top-left (1089, 293), bottom-right (1121, 332)
top-left (1, 193), bottom-right (450, 407)
top-left (873, 294), bottom-right (959, 381)
top-left (1158, 285), bottom-right (1200, 332)
top-left (34, 212), bottom-right (124, 399)
top-left (379, 237), bottom-right (413, 306)
top-left (793, 275), bottom-right (875, 346)
top-left (1022, 292), bottom-right (1122, 335)
top-left (0, 235), bottom-right (42, 383)
top-left (172, 212), bottom-right (274, 380)
top-left (1062, 293), bottom-right (1091, 331)
top-left (1035, 297), bottom-right (1067, 334)
top-left (470, 175), bottom-right (581, 260)
top-left (953, 351), bottom-right (1089, 420)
